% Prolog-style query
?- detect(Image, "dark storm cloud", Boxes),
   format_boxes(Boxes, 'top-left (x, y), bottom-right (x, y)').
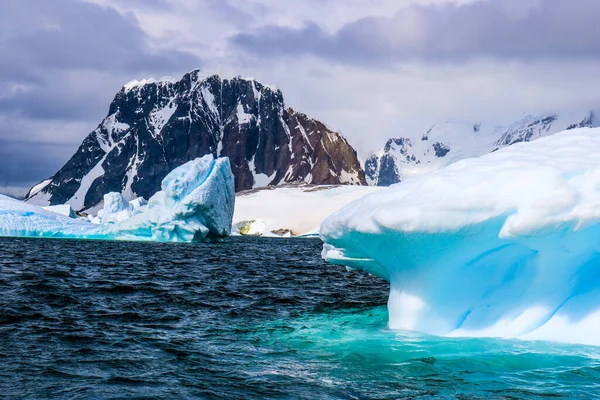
top-left (0, 0), bottom-right (202, 190)
top-left (230, 0), bottom-right (600, 65)
top-left (0, 136), bottom-right (73, 189)
top-left (0, 0), bottom-right (199, 81)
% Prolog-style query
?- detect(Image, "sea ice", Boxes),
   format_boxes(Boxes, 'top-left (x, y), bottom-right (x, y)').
top-left (94, 192), bottom-right (132, 224)
top-left (0, 194), bottom-right (111, 239)
top-left (321, 128), bottom-right (600, 346)
top-left (0, 156), bottom-right (235, 243)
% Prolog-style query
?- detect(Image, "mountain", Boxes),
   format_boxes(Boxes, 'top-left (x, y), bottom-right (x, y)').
top-left (366, 111), bottom-right (599, 186)
top-left (26, 70), bottom-right (366, 210)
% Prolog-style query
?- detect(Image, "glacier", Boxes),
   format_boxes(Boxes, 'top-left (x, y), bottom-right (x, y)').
top-left (233, 185), bottom-right (382, 237)
top-left (321, 128), bottom-right (600, 346)
top-left (0, 156), bottom-right (235, 243)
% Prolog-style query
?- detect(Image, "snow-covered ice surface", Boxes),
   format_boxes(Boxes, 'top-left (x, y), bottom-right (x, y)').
top-left (0, 195), bottom-right (111, 239)
top-left (233, 185), bottom-right (382, 237)
top-left (322, 128), bottom-right (600, 346)
top-left (42, 205), bottom-right (76, 219)
top-left (0, 156), bottom-right (235, 243)
top-left (116, 156), bottom-right (235, 242)
top-left (93, 192), bottom-right (133, 224)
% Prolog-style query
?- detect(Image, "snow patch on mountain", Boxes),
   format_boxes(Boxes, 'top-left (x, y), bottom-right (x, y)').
top-left (27, 179), bottom-right (52, 200)
top-left (27, 69), bottom-right (366, 209)
top-left (366, 110), bottom-right (599, 186)
top-left (150, 103), bottom-right (177, 136)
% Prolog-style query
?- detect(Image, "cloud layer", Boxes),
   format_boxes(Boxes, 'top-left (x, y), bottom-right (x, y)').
top-left (2, 0), bottom-right (600, 195)
top-left (232, 0), bottom-right (600, 65)
top-left (0, 0), bottom-right (201, 194)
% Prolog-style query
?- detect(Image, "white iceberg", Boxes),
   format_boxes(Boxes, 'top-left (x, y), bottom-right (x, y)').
top-left (0, 155), bottom-right (235, 242)
top-left (129, 197), bottom-right (148, 211)
top-left (94, 192), bottom-right (132, 224)
top-left (91, 194), bottom-right (149, 224)
top-left (321, 128), bottom-right (600, 346)
top-left (115, 155), bottom-right (236, 242)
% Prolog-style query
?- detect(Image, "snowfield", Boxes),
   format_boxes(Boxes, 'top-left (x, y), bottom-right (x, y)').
top-left (322, 128), bottom-right (600, 345)
top-left (366, 111), bottom-right (598, 186)
top-left (232, 185), bottom-right (382, 237)
top-left (0, 156), bottom-right (235, 243)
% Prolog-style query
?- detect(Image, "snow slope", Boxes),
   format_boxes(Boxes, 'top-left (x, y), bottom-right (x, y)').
top-left (233, 185), bottom-right (382, 237)
top-left (322, 128), bottom-right (600, 345)
top-left (366, 111), bottom-right (599, 186)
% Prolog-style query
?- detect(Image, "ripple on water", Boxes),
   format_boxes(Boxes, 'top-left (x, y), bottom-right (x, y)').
top-left (1, 236), bottom-right (600, 399)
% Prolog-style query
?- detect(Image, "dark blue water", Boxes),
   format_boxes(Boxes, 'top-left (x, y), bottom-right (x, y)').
top-left (1, 237), bottom-right (600, 399)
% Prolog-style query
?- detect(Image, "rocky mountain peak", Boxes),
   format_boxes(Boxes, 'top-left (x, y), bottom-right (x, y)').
top-left (26, 70), bottom-right (366, 210)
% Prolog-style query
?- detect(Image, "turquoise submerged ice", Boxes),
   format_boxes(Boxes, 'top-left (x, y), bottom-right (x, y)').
top-left (0, 155), bottom-right (235, 242)
top-left (321, 128), bottom-right (600, 346)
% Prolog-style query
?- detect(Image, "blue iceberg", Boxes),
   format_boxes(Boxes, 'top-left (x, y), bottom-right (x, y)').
top-left (0, 155), bottom-right (235, 242)
top-left (321, 128), bottom-right (600, 345)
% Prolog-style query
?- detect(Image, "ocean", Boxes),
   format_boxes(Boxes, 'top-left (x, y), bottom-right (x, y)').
top-left (1, 237), bottom-right (599, 399)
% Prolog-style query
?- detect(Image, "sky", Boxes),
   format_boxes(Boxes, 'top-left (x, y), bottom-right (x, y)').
top-left (2, 0), bottom-right (600, 196)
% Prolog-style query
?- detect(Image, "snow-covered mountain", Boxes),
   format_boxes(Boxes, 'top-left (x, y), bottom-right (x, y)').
top-left (366, 111), bottom-right (599, 186)
top-left (26, 69), bottom-right (366, 210)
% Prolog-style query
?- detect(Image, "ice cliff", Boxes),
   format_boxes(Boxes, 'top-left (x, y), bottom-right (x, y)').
top-left (0, 156), bottom-right (234, 243)
top-left (322, 128), bottom-right (600, 345)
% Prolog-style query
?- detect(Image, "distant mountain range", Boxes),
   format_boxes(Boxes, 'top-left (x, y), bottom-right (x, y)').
top-left (365, 111), bottom-right (599, 186)
top-left (26, 70), bottom-right (366, 210)
top-left (24, 68), bottom-right (600, 209)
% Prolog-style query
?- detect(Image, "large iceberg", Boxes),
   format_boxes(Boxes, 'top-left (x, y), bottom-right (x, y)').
top-left (0, 156), bottom-right (235, 242)
top-left (321, 128), bottom-right (600, 346)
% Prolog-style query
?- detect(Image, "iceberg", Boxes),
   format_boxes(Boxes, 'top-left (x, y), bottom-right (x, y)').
top-left (0, 155), bottom-right (235, 242)
top-left (114, 155), bottom-right (235, 242)
top-left (94, 192), bottom-right (132, 224)
top-left (91, 194), bottom-right (149, 224)
top-left (0, 195), bottom-right (113, 240)
top-left (321, 128), bottom-right (600, 346)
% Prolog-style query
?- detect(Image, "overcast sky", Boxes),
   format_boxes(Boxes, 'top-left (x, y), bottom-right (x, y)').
top-left (2, 0), bottom-right (600, 196)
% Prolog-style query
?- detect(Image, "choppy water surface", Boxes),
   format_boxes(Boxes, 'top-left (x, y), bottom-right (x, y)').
top-left (1, 237), bottom-right (599, 399)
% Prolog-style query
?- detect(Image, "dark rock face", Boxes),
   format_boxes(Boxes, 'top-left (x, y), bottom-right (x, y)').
top-left (26, 70), bottom-right (366, 209)
top-left (566, 111), bottom-right (597, 130)
top-left (375, 154), bottom-right (402, 186)
top-left (432, 142), bottom-right (450, 158)
top-left (365, 137), bottom-right (422, 186)
top-left (495, 115), bottom-right (558, 146)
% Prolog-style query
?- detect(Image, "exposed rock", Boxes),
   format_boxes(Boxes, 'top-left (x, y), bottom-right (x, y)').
top-left (26, 70), bottom-right (366, 210)
top-left (366, 111), bottom-right (599, 186)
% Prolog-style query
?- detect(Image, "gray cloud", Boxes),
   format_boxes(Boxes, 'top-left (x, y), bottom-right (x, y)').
top-left (3, 0), bottom-right (600, 196)
top-left (230, 0), bottom-right (600, 65)
top-left (0, 136), bottom-right (74, 192)
top-left (0, 0), bottom-right (202, 191)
